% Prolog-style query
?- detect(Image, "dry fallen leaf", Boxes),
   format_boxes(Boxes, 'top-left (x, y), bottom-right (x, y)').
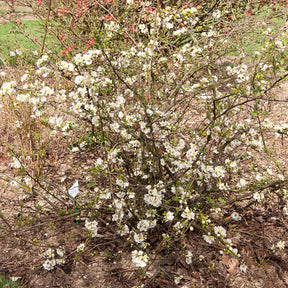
top-left (227, 258), bottom-right (239, 274)
top-left (264, 238), bottom-right (273, 250)
top-left (222, 255), bottom-right (230, 266)
top-left (222, 255), bottom-right (239, 274)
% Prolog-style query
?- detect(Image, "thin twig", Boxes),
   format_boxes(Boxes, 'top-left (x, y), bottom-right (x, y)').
top-left (41, 0), bottom-right (52, 53)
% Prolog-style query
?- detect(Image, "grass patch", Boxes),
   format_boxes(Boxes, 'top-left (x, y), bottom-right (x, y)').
top-left (0, 20), bottom-right (43, 56)
top-left (0, 275), bottom-right (20, 288)
top-left (0, 20), bottom-right (58, 64)
top-left (229, 5), bottom-right (288, 56)
top-left (0, 10), bottom-right (34, 15)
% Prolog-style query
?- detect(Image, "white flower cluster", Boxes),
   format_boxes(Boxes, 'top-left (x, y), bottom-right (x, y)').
top-left (253, 192), bottom-right (265, 202)
top-left (283, 204), bottom-right (288, 216)
top-left (271, 240), bottom-right (286, 252)
top-left (36, 53), bottom-right (49, 67)
top-left (41, 247), bottom-right (65, 271)
top-left (203, 234), bottom-right (215, 244)
top-left (231, 212), bottom-right (242, 221)
top-left (164, 211), bottom-right (174, 222)
top-left (57, 60), bottom-right (75, 72)
top-left (137, 219), bottom-right (156, 232)
top-left (185, 251), bottom-right (193, 264)
top-left (226, 63), bottom-right (249, 83)
top-left (0, 80), bottom-right (16, 95)
top-left (104, 21), bottom-right (120, 38)
top-left (117, 224), bottom-right (130, 236)
top-left (85, 219), bottom-right (98, 237)
top-left (224, 238), bottom-right (239, 256)
top-left (212, 10), bottom-right (221, 19)
top-left (112, 198), bottom-right (125, 221)
top-left (240, 263), bottom-right (248, 273)
top-left (74, 49), bottom-right (102, 66)
top-left (116, 178), bottom-right (129, 189)
top-left (131, 250), bottom-right (149, 268)
top-left (275, 39), bottom-right (286, 52)
top-left (76, 243), bottom-right (85, 252)
top-left (134, 232), bottom-right (146, 244)
top-left (181, 207), bottom-right (195, 220)
top-left (276, 240), bottom-right (285, 250)
top-left (144, 185), bottom-right (164, 207)
top-left (9, 157), bottom-right (22, 169)
top-left (214, 226), bottom-right (227, 238)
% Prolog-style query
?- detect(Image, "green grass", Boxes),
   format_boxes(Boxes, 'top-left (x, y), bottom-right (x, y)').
top-left (0, 20), bottom-right (58, 64)
top-left (0, 10), bottom-right (33, 15)
top-left (229, 5), bottom-right (288, 57)
top-left (0, 275), bottom-right (20, 288)
top-left (0, 20), bottom-right (44, 56)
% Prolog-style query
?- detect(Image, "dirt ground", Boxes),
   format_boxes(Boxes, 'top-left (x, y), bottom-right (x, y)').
top-left (0, 1), bottom-right (36, 22)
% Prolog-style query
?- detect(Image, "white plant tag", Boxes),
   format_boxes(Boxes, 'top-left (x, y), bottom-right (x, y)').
top-left (68, 181), bottom-right (79, 198)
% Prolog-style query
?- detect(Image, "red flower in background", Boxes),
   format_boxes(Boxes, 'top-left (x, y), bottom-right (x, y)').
top-left (144, 94), bottom-right (151, 101)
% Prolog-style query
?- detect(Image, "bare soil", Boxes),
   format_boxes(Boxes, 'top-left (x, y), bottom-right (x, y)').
top-left (0, 1), bottom-right (36, 22)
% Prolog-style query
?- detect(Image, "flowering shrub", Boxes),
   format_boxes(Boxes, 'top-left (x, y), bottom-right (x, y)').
top-left (1, 0), bottom-right (288, 286)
